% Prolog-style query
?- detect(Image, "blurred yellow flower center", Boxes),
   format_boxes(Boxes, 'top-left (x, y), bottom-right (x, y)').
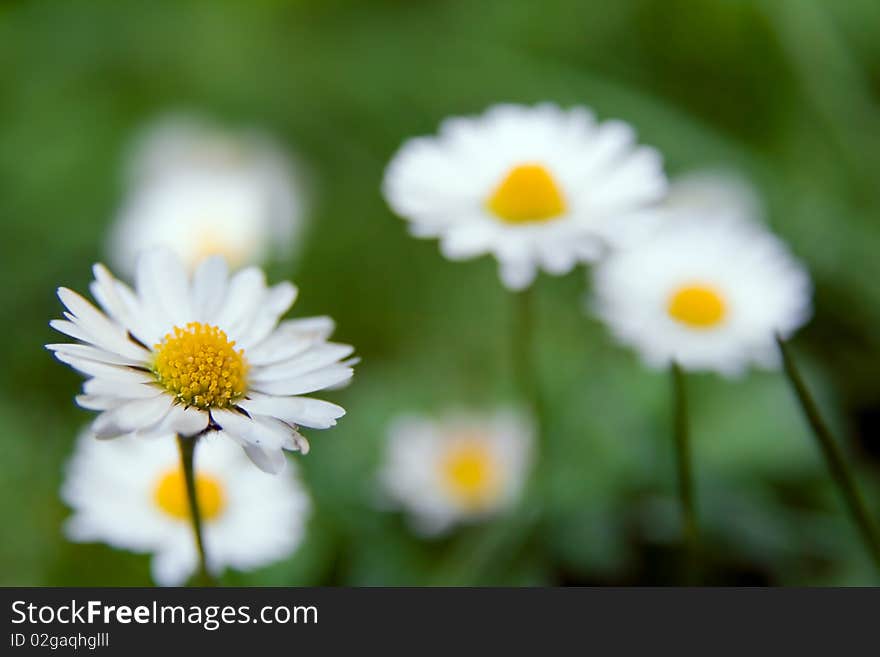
top-left (487, 163), bottom-right (566, 224)
top-left (153, 322), bottom-right (247, 409)
top-left (153, 468), bottom-right (225, 521)
top-left (667, 284), bottom-right (727, 328)
top-left (440, 440), bottom-right (500, 509)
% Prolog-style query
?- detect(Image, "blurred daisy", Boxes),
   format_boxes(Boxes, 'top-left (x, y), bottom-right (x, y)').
top-left (382, 103), bottom-right (667, 290)
top-left (380, 409), bottom-right (533, 534)
top-left (47, 248), bottom-right (355, 474)
top-left (62, 430), bottom-right (310, 586)
top-left (592, 214), bottom-right (812, 376)
top-left (663, 169), bottom-right (762, 224)
top-left (108, 116), bottom-right (304, 276)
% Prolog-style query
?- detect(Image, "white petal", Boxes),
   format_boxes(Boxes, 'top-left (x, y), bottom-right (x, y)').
top-left (439, 223), bottom-right (496, 260)
top-left (83, 378), bottom-right (162, 399)
top-left (89, 264), bottom-right (135, 327)
top-left (56, 288), bottom-right (148, 361)
top-left (211, 409), bottom-right (287, 449)
top-left (241, 444), bottom-right (287, 475)
top-left (251, 343), bottom-right (355, 382)
top-left (246, 332), bottom-right (316, 367)
top-left (498, 260), bottom-right (536, 291)
top-left (250, 364), bottom-right (353, 396)
top-left (151, 545), bottom-right (197, 587)
top-left (240, 395), bottom-right (345, 429)
top-left (155, 404), bottom-right (209, 437)
top-left (214, 267), bottom-right (266, 333)
top-left (75, 394), bottom-right (124, 411)
top-left (238, 281), bottom-right (298, 349)
top-left (136, 248), bottom-right (194, 331)
top-left (49, 319), bottom-right (91, 344)
top-left (191, 255), bottom-right (229, 322)
top-left (46, 343), bottom-right (142, 367)
top-left (52, 352), bottom-right (154, 384)
top-left (279, 316), bottom-right (335, 340)
top-left (92, 395), bottom-right (173, 438)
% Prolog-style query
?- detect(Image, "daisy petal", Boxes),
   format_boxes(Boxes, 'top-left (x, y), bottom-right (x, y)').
top-left (155, 404), bottom-right (209, 437)
top-left (92, 395), bottom-right (173, 438)
top-left (251, 343), bottom-right (355, 383)
top-left (214, 267), bottom-right (266, 336)
top-left (75, 394), bottom-right (125, 411)
top-left (240, 395), bottom-right (345, 429)
top-left (191, 255), bottom-right (229, 322)
top-left (246, 331), bottom-right (317, 367)
top-left (212, 409), bottom-right (289, 450)
top-left (241, 444), bottom-right (287, 475)
top-left (52, 352), bottom-right (154, 384)
top-left (90, 264), bottom-right (133, 327)
top-left (238, 281), bottom-right (298, 349)
top-left (250, 365), bottom-right (353, 397)
top-left (152, 545), bottom-right (198, 587)
top-left (46, 343), bottom-right (143, 367)
top-left (135, 248), bottom-right (192, 331)
top-left (56, 288), bottom-right (147, 361)
top-left (83, 378), bottom-right (162, 400)
top-left (49, 319), bottom-right (91, 344)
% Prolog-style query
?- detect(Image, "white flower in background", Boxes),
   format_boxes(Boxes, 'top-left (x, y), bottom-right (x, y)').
top-left (592, 213), bottom-right (812, 376)
top-left (47, 248), bottom-right (356, 474)
top-left (382, 103), bottom-right (667, 290)
top-left (62, 430), bottom-right (310, 586)
top-left (663, 169), bottom-right (762, 224)
top-left (108, 116), bottom-right (304, 276)
top-left (380, 409), bottom-right (533, 535)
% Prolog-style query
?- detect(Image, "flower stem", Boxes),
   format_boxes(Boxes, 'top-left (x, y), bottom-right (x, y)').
top-left (776, 336), bottom-right (880, 572)
top-left (176, 434), bottom-right (215, 586)
top-left (512, 287), bottom-right (546, 453)
top-left (671, 362), bottom-right (699, 580)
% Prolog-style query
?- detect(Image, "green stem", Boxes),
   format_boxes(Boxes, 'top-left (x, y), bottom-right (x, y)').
top-left (671, 362), bottom-right (699, 579)
top-left (512, 287), bottom-right (545, 452)
top-left (177, 434), bottom-right (214, 586)
top-left (435, 286), bottom-right (550, 585)
top-left (776, 336), bottom-right (880, 572)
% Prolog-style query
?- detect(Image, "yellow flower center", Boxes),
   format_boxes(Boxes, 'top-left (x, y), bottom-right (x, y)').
top-left (440, 440), bottom-right (500, 510)
top-left (667, 284), bottom-right (727, 329)
top-left (153, 322), bottom-right (247, 409)
top-left (153, 468), bottom-right (225, 521)
top-left (486, 163), bottom-right (567, 224)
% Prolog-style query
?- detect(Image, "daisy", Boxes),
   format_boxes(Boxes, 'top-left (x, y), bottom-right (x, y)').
top-left (108, 115), bottom-right (304, 275)
top-left (592, 214), bottom-right (812, 376)
top-left (379, 409), bottom-right (533, 535)
top-left (382, 103), bottom-right (667, 290)
top-left (47, 248), bottom-right (355, 474)
top-left (62, 429), bottom-right (311, 586)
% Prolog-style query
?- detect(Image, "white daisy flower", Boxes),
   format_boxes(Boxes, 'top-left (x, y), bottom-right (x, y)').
top-left (379, 409), bottom-right (533, 535)
top-left (108, 116), bottom-right (304, 276)
top-left (62, 429), bottom-right (310, 586)
top-left (592, 214), bottom-right (812, 376)
top-left (382, 103), bottom-right (667, 290)
top-left (47, 248), bottom-right (355, 474)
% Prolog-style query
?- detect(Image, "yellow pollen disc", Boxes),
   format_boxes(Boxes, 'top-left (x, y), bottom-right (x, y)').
top-left (153, 322), bottom-right (247, 409)
top-left (667, 284), bottom-right (727, 329)
top-left (486, 163), bottom-right (567, 224)
top-left (153, 468), bottom-right (225, 521)
top-left (440, 440), bottom-right (500, 510)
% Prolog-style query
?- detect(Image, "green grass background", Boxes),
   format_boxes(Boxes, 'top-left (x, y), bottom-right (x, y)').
top-left (2, 0), bottom-right (880, 585)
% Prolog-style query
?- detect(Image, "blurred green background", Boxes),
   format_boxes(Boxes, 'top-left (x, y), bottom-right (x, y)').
top-left (2, 0), bottom-right (880, 586)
